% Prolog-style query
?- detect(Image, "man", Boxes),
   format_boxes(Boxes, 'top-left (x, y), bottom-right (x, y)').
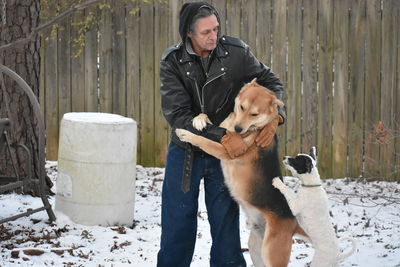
top-left (157, 2), bottom-right (286, 266)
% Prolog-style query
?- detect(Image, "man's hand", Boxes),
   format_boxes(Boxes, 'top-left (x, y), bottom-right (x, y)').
top-left (221, 131), bottom-right (249, 158)
top-left (255, 116), bottom-right (283, 148)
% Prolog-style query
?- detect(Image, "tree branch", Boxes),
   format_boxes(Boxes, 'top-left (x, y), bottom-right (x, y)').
top-left (0, 0), bottom-right (105, 51)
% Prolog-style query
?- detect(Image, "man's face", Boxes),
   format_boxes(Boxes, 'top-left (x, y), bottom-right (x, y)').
top-left (188, 15), bottom-right (219, 57)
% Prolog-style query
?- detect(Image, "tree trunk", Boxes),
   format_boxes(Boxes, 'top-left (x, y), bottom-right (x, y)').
top-left (0, 0), bottom-right (51, 195)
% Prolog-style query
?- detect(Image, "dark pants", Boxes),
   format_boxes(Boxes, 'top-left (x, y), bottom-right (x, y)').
top-left (157, 142), bottom-right (246, 267)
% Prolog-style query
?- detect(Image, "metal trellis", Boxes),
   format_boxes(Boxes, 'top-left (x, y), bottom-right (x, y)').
top-left (0, 63), bottom-right (56, 223)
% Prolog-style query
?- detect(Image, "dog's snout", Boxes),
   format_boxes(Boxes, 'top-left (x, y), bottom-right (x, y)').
top-left (234, 125), bottom-right (243, 133)
top-left (283, 156), bottom-right (289, 160)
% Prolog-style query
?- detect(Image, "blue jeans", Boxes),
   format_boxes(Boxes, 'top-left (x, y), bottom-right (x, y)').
top-left (157, 142), bottom-right (246, 267)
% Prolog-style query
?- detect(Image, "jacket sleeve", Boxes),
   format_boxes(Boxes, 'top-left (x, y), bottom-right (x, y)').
top-left (160, 59), bottom-right (226, 142)
top-left (160, 59), bottom-right (194, 129)
top-left (243, 46), bottom-right (287, 124)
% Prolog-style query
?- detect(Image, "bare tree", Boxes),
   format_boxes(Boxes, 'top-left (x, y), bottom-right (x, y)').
top-left (0, 0), bottom-right (104, 195)
top-left (0, 0), bottom-right (45, 195)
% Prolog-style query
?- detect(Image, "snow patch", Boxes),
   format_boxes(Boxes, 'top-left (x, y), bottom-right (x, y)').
top-left (0, 162), bottom-right (399, 266)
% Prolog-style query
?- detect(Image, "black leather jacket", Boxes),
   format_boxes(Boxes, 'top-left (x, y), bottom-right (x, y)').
top-left (160, 35), bottom-right (286, 148)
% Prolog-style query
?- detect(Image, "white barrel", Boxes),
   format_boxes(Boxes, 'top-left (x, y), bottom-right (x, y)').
top-left (55, 112), bottom-right (137, 226)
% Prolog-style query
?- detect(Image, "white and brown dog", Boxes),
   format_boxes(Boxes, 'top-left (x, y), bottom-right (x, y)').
top-left (176, 79), bottom-right (307, 267)
top-left (272, 147), bottom-right (356, 267)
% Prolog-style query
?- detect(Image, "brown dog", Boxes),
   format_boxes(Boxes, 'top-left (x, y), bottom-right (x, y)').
top-left (176, 79), bottom-right (306, 267)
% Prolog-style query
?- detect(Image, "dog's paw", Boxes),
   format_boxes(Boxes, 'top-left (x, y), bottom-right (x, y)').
top-left (192, 113), bottom-right (212, 131)
top-left (175, 129), bottom-right (194, 143)
top-left (272, 177), bottom-right (284, 189)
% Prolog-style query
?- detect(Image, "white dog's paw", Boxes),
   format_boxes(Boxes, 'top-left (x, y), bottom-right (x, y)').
top-left (175, 129), bottom-right (194, 143)
top-left (272, 177), bottom-right (284, 189)
top-left (192, 113), bottom-right (212, 131)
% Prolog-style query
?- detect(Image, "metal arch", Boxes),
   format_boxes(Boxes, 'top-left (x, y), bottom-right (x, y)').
top-left (0, 63), bottom-right (56, 222)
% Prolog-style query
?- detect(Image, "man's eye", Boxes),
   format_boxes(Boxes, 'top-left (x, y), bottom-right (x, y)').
top-left (240, 105), bottom-right (244, 111)
top-left (251, 114), bottom-right (258, 117)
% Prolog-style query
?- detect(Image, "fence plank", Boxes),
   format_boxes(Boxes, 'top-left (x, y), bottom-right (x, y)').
top-left (169, 0), bottom-right (183, 44)
top-left (256, 0), bottom-right (272, 66)
top-left (139, 1), bottom-right (155, 166)
top-left (272, 0), bottom-right (287, 160)
top-left (302, 0), bottom-right (318, 154)
top-left (226, 0), bottom-right (241, 37)
top-left (126, 1), bottom-right (141, 163)
top-left (348, 0), bottom-right (366, 178)
top-left (112, 1), bottom-right (126, 116)
top-left (396, 1), bottom-right (400, 180)
top-left (241, 0), bottom-right (256, 49)
top-left (57, 16), bottom-right (71, 121)
top-left (70, 10), bottom-right (85, 112)
top-left (286, 0), bottom-right (302, 158)
top-left (380, 0), bottom-right (397, 180)
top-left (44, 30), bottom-right (59, 161)
top-left (317, 0), bottom-right (334, 177)
top-left (332, 0), bottom-right (349, 178)
top-left (212, 0), bottom-right (226, 35)
top-left (38, 0), bottom-right (400, 178)
top-left (363, 0), bottom-right (382, 178)
top-left (84, 7), bottom-right (98, 112)
top-left (99, 7), bottom-right (113, 113)
top-left (154, 0), bottom-right (170, 166)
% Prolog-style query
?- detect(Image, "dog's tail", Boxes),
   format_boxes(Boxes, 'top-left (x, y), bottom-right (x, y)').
top-left (338, 237), bottom-right (356, 261)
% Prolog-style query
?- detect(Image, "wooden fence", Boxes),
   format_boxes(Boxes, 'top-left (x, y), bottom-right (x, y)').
top-left (40, 0), bottom-right (400, 180)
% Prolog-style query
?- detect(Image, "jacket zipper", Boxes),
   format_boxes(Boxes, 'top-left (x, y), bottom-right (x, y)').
top-left (215, 87), bottom-right (232, 114)
top-left (194, 81), bottom-right (204, 113)
top-left (200, 72), bottom-right (226, 113)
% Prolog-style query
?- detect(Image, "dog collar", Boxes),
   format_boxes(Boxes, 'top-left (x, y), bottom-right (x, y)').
top-left (301, 184), bottom-right (322, 187)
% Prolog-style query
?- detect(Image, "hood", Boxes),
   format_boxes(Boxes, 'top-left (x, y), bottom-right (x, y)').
top-left (179, 2), bottom-right (220, 43)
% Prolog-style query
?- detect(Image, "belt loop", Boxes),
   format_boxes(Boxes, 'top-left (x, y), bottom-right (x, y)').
top-left (181, 143), bottom-right (194, 193)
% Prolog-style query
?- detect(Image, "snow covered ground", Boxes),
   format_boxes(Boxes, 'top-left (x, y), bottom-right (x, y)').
top-left (1, 162), bottom-right (399, 267)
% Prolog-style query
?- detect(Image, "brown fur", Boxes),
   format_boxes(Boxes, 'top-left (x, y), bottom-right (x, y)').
top-left (176, 79), bottom-right (306, 267)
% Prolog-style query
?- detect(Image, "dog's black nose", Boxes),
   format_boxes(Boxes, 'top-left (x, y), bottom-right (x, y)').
top-left (234, 125), bottom-right (243, 133)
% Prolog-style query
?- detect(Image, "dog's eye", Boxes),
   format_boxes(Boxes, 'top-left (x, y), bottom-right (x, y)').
top-left (250, 113), bottom-right (258, 117)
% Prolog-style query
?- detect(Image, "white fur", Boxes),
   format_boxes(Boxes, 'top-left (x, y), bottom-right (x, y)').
top-left (272, 150), bottom-right (356, 267)
top-left (192, 113), bottom-right (211, 131)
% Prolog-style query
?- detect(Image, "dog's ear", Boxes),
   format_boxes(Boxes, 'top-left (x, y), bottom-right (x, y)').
top-left (250, 77), bottom-right (257, 85)
top-left (270, 99), bottom-right (284, 114)
top-left (309, 146), bottom-right (317, 161)
top-left (305, 157), bottom-right (313, 173)
top-left (274, 99), bottom-right (285, 108)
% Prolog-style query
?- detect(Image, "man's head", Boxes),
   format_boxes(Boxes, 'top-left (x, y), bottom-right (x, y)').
top-left (179, 2), bottom-right (220, 56)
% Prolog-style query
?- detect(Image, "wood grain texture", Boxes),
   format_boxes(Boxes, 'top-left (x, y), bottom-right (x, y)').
top-left (332, 0), bottom-right (350, 178)
top-left (37, 0), bottom-right (399, 179)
